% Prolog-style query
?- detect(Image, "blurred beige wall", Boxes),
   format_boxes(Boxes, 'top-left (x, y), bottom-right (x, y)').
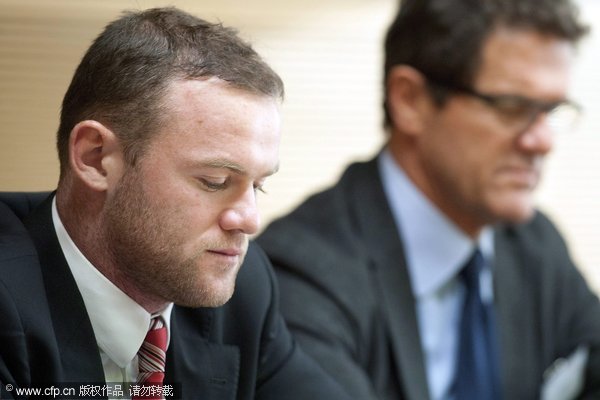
top-left (1, 0), bottom-right (599, 291)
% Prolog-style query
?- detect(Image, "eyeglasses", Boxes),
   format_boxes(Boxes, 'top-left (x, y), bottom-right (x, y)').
top-left (425, 78), bottom-right (582, 135)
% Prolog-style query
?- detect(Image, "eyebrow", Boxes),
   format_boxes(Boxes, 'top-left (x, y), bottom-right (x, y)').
top-left (199, 158), bottom-right (280, 177)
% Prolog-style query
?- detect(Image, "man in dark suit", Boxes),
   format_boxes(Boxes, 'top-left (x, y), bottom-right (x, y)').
top-left (0, 7), bottom-right (350, 400)
top-left (258, 0), bottom-right (600, 399)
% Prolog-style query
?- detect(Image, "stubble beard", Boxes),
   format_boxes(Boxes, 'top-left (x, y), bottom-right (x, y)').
top-left (103, 169), bottom-right (245, 308)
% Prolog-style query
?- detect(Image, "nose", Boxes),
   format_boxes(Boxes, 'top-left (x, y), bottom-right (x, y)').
top-left (517, 113), bottom-right (554, 156)
top-left (219, 186), bottom-right (261, 235)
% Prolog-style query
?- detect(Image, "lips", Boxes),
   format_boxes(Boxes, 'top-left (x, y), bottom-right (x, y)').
top-left (496, 165), bottom-right (540, 188)
top-left (209, 248), bottom-right (242, 257)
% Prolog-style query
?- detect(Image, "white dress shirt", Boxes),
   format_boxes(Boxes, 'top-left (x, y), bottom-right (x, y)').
top-left (378, 149), bottom-right (494, 400)
top-left (51, 197), bottom-right (173, 386)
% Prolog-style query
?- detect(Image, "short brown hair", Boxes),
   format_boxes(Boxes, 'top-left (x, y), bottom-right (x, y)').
top-left (57, 7), bottom-right (284, 176)
top-left (383, 0), bottom-right (588, 128)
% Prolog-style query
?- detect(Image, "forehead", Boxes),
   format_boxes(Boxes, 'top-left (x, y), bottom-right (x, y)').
top-left (165, 77), bottom-right (278, 118)
top-left (159, 78), bottom-right (280, 138)
top-left (475, 27), bottom-right (575, 96)
top-left (144, 78), bottom-right (281, 168)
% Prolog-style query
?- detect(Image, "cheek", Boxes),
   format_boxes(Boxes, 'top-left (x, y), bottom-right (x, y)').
top-left (173, 193), bottom-right (226, 239)
top-left (147, 175), bottom-right (200, 215)
top-left (139, 169), bottom-right (235, 238)
top-left (446, 121), bottom-right (509, 176)
top-left (429, 131), bottom-right (504, 202)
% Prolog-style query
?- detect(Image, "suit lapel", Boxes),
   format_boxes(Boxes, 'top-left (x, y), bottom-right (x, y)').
top-left (165, 307), bottom-right (240, 400)
top-left (23, 195), bottom-right (106, 384)
top-left (494, 227), bottom-right (542, 399)
top-left (349, 159), bottom-right (430, 400)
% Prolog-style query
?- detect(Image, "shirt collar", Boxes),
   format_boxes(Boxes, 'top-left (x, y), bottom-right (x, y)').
top-left (378, 148), bottom-right (494, 298)
top-left (51, 197), bottom-right (173, 368)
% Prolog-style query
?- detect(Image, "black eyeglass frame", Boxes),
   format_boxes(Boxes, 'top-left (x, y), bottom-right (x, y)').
top-left (423, 76), bottom-right (582, 133)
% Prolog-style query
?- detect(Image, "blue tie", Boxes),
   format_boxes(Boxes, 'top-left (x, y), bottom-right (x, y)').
top-left (454, 249), bottom-right (501, 400)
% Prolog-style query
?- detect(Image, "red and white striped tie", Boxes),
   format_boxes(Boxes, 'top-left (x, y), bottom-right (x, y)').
top-left (133, 316), bottom-right (167, 400)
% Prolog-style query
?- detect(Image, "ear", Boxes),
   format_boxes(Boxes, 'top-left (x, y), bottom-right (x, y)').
top-left (69, 120), bottom-right (124, 192)
top-left (386, 65), bottom-right (433, 135)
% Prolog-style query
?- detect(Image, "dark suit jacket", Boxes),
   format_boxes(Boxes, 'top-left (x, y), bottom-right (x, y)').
top-left (257, 157), bottom-right (600, 400)
top-left (0, 192), bottom-right (351, 400)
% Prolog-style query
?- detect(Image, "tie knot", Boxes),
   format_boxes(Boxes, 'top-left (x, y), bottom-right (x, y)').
top-left (136, 316), bottom-right (168, 386)
top-left (460, 248), bottom-right (484, 292)
top-left (143, 316), bottom-right (168, 353)
top-left (150, 316), bottom-right (165, 330)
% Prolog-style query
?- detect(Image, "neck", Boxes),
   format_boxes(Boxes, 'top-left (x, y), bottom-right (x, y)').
top-left (387, 140), bottom-right (485, 239)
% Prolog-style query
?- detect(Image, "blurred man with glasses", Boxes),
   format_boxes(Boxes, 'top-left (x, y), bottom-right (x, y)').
top-left (258, 0), bottom-right (600, 399)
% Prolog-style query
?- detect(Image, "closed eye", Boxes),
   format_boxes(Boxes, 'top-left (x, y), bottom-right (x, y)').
top-left (198, 177), bottom-right (229, 192)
